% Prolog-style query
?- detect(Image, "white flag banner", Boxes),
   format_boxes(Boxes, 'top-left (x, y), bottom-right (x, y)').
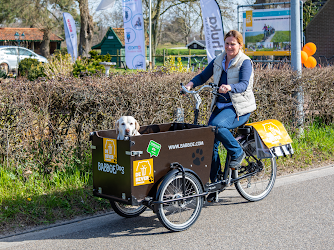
top-left (63, 13), bottom-right (78, 61)
top-left (123, 0), bottom-right (146, 69)
top-left (200, 0), bottom-right (225, 63)
top-left (96, 0), bottom-right (116, 11)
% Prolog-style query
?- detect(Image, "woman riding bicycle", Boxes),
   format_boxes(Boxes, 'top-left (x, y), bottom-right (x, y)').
top-left (184, 30), bottom-right (256, 200)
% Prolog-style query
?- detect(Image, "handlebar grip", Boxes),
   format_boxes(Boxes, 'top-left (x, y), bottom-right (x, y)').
top-left (180, 83), bottom-right (186, 94)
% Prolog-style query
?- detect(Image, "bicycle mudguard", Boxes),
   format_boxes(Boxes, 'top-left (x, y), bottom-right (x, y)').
top-left (246, 119), bottom-right (294, 158)
top-left (155, 167), bottom-right (205, 201)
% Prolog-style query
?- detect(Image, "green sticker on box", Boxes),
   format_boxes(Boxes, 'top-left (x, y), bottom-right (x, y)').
top-left (147, 140), bottom-right (161, 157)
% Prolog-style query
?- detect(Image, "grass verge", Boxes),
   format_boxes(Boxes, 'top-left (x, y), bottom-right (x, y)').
top-left (0, 163), bottom-right (111, 235)
top-left (1, 123), bottom-right (334, 236)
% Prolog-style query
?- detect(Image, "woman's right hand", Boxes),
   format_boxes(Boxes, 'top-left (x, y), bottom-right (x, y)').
top-left (184, 82), bottom-right (194, 91)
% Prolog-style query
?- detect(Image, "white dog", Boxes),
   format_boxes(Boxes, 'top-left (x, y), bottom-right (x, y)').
top-left (115, 116), bottom-right (141, 140)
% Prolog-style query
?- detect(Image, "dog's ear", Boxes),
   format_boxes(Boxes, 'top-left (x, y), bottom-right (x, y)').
top-left (115, 119), bottom-right (119, 134)
top-left (135, 120), bottom-right (140, 132)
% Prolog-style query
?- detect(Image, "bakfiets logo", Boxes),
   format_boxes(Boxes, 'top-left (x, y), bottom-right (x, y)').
top-left (98, 162), bottom-right (124, 175)
top-left (103, 138), bottom-right (117, 163)
top-left (133, 159), bottom-right (154, 186)
top-left (262, 122), bottom-right (283, 143)
top-left (98, 138), bottom-right (125, 175)
top-left (128, 46), bottom-right (141, 50)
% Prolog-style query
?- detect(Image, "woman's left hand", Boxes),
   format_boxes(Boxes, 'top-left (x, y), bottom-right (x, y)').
top-left (219, 84), bottom-right (231, 94)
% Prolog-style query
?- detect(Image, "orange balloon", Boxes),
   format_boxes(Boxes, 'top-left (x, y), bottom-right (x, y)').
top-left (303, 42), bottom-right (317, 56)
top-left (301, 51), bottom-right (308, 64)
top-left (304, 56), bottom-right (317, 68)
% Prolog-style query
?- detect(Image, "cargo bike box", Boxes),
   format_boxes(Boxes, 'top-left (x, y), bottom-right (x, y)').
top-left (90, 123), bottom-right (215, 206)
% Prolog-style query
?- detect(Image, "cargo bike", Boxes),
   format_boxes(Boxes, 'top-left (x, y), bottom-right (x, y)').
top-left (90, 83), bottom-right (293, 232)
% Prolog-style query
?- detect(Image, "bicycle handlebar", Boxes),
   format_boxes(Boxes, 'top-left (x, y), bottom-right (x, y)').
top-left (180, 82), bottom-right (228, 124)
top-left (180, 82), bottom-right (227, 101)
top-left (180, 82), bottom-right (216, 95)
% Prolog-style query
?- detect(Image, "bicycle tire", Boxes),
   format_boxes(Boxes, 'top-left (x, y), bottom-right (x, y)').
top-left (156, 172), bottom-right (203, 232)
top-left (109, 200), bottom-right (147, 218)
top-left (234, 139), bottom-right (277, 202)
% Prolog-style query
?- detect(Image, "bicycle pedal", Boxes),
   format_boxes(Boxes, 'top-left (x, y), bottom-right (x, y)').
top-left (214, 192), bottom-right (219, 202)
top-left (230, 165), bottom-right (242, 170)
top-left (207, 191), bottom-right (219, 203)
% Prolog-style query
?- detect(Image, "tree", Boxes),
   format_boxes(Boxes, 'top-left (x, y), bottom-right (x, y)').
top-left (77, 0), bottom-right (95, 57)
top-left (303, 0), bottom-right (320, 32)
top-left (21, 1), bottom-right (57, 58)
top-left (0, 0), bottom-right (96, 58)
top-left (162, 15), bottom-right (198, 44)
top-left (0, 0), bottom-right (21, 24)
top-left (142, 0), bottom-right (235, 55)
top-left (0, 0), bottom-right (78, 58)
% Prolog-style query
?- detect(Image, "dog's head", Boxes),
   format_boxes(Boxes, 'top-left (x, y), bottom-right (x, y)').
top-left (115, 116), bottom-right (140, 140)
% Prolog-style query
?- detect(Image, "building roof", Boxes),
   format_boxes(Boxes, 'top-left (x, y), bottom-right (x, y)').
top-left (92, 27), bottom-right (149, 49)
top-left (186, 40), bottom-right (206, 48)
top-left (305, 0), bottom-right (334, 59)
top-left (306, 0), bottom-right (332, 28)
top-left (0, 28), bottom-right (63, 42)
top-left (113, 28), bottom-right (125, 45)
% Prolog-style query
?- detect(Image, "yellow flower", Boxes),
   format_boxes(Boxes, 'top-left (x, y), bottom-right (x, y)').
top-left (27, 198), bottom-right (31, 201)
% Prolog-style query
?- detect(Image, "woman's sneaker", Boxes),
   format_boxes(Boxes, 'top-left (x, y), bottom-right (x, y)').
top-left (229, 151), bottom-right (246, 169)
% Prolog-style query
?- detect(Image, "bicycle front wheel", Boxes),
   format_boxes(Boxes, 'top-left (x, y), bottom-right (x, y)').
top-left (110, 200), bottom-right (147, 218)
top-left (234, 139), bottom-right (277, 202)
top-left (156, 172), bottom-right (203, 232)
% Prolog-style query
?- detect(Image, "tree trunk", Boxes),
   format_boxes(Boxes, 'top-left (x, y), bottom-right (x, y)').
top-left (40, 28), bottom-right (51, 58)
top-left (200, 23), bottom-right (204, 40)
top-left (78, 0), bottom-right (94, 57)
top-left (151, 0), bottom-right (163, 57)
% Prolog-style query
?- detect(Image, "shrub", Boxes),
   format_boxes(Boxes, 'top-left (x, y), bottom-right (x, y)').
top-left (0, 69), bottom-right (7, 79)
top-left (88, 50), bottom-right (112, 62)
top-left (72, 51), bottom-right (112, 77)
top-left (27, 63), bottom-right (46, 81)
top-left (54, 48), bottom-right (69, 56)
top-left (163, 56), bottom-right (189, 73)
top-left (18, 58), bottom-right (40, 77)
top-left (43, 53), bottom-right (73, 79)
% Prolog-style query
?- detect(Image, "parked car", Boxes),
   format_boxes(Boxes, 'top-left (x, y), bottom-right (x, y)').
top-left (0, 46), bottom-right (48, 74)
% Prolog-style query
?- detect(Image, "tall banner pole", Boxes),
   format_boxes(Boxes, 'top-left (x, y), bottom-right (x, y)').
top-left (149, 0), bottom-right (152, 69)
top-left (123, 0), bottom-right (146, 70)
top-left (200, 0), bottom-right (225, 62)
top-left (63, 13), bottom-right (78, 62)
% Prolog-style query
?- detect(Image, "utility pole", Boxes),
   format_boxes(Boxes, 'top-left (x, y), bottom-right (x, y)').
top-left (291, 0), bottom-right (304, 135)
top-left (149, 0), bottom-right (152, 70)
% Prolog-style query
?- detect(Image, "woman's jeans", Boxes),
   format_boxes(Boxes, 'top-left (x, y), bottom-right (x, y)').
top-left (208, 106), bottom-right (251, 182)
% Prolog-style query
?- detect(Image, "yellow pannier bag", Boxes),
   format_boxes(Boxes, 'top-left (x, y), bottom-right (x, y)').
top-left (246, 119), bottom-right (294, 158)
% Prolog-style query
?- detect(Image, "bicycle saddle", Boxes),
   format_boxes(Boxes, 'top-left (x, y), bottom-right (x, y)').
top-left (236, 125), bottom-right (252, 135)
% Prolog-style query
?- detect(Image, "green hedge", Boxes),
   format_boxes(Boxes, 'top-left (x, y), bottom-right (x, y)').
top-left (1, 66), bottom-right (334, 175)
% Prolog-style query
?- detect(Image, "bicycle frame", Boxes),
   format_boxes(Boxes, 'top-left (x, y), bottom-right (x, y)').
top-left (180, 83), bottom-right (264, 192)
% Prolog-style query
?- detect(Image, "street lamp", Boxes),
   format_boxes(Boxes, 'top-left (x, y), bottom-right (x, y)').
top-left (14, 32), bottom-right (25, 47)
top-left (14, 32), bottom-right (25, 76)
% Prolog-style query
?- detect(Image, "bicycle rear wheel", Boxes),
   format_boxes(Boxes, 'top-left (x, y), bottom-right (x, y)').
top-left (234, 139), bottom-right (277, 202)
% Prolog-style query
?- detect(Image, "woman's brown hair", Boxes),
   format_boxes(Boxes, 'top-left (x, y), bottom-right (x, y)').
top-left (224, 30), bottom-right (243, 47)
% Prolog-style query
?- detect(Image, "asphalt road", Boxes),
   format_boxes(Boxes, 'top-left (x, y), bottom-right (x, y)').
top-left (1, 165), bottom-right (334, 250)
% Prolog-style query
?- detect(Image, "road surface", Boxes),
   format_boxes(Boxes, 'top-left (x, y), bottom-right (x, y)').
top-left (1, 165), bottom-right (333, 249)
